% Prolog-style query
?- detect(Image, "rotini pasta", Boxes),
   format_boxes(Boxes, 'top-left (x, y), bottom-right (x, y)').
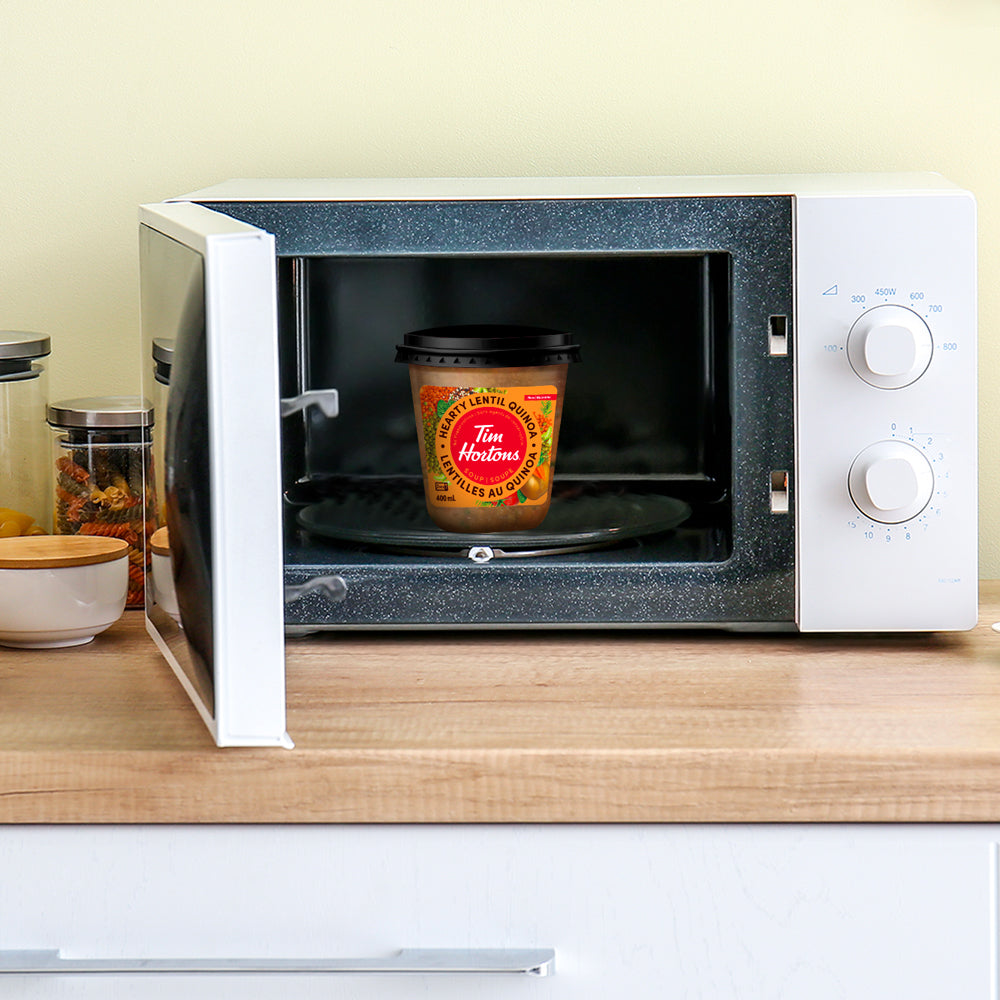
top-left (55, 456), bottom-right (90, 485)
top-left (78, 521), bottom-right (140, 546)
top-left (126, 561), bottom-right (146, 606)
top-left (57, 474), bottom-right (90, 499)
top-left (53, 434), bottom-right (154, 607)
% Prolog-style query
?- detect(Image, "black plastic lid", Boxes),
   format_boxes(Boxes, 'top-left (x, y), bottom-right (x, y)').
top-left (395, 325), bottom-right (581, 368)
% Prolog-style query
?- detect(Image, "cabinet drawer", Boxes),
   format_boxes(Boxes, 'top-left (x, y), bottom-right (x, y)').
top-left (0, 824), bottom-right (992, 998)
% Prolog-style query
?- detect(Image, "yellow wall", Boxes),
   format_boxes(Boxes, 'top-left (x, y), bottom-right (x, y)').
top-left (4, 0), bottom-right (999, 571)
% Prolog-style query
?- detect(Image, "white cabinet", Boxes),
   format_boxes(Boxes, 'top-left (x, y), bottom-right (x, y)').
top-left (0, 824), bottom-right (993, 999)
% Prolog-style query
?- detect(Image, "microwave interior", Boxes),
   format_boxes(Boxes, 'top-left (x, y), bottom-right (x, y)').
top-left (143, 195), bottom-right (795, 640)
top-left (282, 252), bottom-right (730, 539)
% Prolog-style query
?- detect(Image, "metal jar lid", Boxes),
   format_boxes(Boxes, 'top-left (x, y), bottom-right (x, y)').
top-left (0, 332), bottom-right (50, 380)
top-left (0, 331), bottom-right (51, 361)
top-left (395, 325), bottom-right (581, 368)
top-left (152, 338), bottom-right (174, 385)
top-left (47, 396), bottom-right (154, 429)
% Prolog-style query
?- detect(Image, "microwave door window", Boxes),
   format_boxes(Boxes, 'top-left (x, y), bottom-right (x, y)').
top-left (166, 306), bottom-right (214, 705)
top-left (140, 230), bottom-right (215, 709)
top-left (138, 203), bottom-right (288, 748)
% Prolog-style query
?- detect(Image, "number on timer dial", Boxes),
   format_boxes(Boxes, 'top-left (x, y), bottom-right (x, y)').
top-left (848, 441), bottom-right (934, 524)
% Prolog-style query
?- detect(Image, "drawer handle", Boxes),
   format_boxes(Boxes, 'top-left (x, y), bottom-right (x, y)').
top-left (0, 948), bottom-right (554, 977)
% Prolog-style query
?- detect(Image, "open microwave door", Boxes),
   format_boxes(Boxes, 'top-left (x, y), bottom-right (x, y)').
top-left (139, 202), bottom-right (289, 748)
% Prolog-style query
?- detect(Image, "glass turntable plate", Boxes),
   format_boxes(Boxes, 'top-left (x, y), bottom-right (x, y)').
top-left (297, 485), bottom-right (690, 557)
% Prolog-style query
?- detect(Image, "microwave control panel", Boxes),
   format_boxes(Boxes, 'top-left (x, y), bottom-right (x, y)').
top-left (794, 188), bottom-right (977, 630)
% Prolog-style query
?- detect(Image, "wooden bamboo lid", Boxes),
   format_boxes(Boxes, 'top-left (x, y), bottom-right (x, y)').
top-left (150, 526), bottom-right (170, 556)
top-left (0, 535), bottom-right (129, 569)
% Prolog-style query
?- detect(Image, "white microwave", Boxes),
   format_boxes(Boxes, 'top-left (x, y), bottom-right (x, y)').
top-left (138, 174), bottom-right (977, 747)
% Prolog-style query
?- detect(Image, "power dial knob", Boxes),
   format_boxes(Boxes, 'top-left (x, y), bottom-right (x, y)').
top-left (847, 305), bottom-right (933, 388)
top-left (848, 440), bottom-right (934, 524)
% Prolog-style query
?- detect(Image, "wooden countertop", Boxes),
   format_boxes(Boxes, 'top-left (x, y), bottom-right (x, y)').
top-left (4, 584), bottom-right (1000, 823)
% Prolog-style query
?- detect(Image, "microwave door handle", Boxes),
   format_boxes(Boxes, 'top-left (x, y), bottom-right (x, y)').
top-left (284, 574), bottom-right (348, 606)
top-left (280, 388), bottom-right (339, 419)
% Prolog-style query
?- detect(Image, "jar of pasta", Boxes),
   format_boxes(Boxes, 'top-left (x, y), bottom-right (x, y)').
top-left (0, 332), bottom-right (52, 538)
top-left (48, 397), bottom-right (154, 608)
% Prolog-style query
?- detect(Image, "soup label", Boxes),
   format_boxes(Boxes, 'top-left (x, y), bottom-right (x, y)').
top-left (419, 385), bottom-right (558, 508)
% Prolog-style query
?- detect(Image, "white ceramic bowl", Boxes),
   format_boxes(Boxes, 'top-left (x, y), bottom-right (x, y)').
top-left (149, 526), bottom-right (180, 622)
top-left (0, 536), bottom-right (129, 648)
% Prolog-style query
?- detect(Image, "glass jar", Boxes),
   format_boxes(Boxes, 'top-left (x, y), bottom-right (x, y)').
top-left (0, 332), bottom-right (52, 536)
top-left (150, 338), bottom-right (173, 525)
top-left (48, 397), bottom-right (154, 608)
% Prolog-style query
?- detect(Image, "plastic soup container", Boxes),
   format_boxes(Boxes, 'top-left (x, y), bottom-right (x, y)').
top-left (48, 397), bottom-right (155, 608)
top-left (396, 325), bottom-right (580, 533)
top-left (0, 332), bottom-right (52, 537)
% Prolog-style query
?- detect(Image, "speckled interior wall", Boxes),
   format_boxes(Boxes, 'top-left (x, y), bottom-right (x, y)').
top-left (3, 0), bottom-right (999, 573)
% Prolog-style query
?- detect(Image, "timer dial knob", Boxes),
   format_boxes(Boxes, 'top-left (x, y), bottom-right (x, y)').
top-left (848, 440), bottom-right (934, 524)
top-left (847, 305), bottom-right (933, 389)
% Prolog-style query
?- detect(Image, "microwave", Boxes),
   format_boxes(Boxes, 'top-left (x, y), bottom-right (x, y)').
top-left (138, 174), bottom-right (977, 747)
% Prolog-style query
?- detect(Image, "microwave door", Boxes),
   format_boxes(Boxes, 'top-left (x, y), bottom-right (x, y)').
top-left (138, 202), bottom-right (289, 748)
